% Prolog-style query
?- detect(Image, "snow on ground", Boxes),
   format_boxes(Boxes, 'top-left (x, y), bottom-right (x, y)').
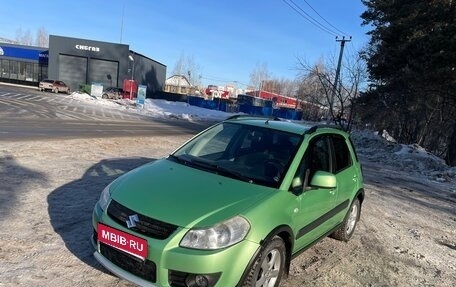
top-left (352, 129), bottom-right (456, 189)
top-left (70, 91), bottom-right (233, 121)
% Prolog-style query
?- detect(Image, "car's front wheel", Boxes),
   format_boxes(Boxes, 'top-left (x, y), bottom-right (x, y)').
top-left (331, 198), bottom-right (361, 241)
top-left (54, 88), bottom-right (59, 94)
top-left (242, 236), bottom-right (286, 287)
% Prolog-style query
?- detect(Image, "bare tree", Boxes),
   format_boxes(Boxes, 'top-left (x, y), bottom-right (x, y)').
top-left (15, 28), bottom-right (33, 46)
top-left (35, 27), bottom-right (49, 47)
top-left (249, 62), bottom-right (271, 92)
top-left (171, 52), bottom-right (202, 88)
top-left (296, 51), bottom-right (367, 129)
top-left (296, 58), bottom-right (332, 106)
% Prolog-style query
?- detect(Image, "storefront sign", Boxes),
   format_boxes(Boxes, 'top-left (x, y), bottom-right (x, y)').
top-left (75, 45), bottom-right (100, 52)
top-left (137, 85), bottom-right (147, 106)
top-left (91, 82), bottom-right (103, 98)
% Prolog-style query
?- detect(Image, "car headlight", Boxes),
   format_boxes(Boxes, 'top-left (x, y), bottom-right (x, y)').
top-left (180, 216), bottom-right (250, 250)
top-left (98, 182), bottom-right (112, 211)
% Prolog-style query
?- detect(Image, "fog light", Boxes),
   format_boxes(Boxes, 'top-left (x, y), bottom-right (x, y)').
top-left (198, 275), bottom-right (209, 287)
top-left (183, 273), bottom-right (220, 287)
top-left (186, 275), bottom-right (208, 287)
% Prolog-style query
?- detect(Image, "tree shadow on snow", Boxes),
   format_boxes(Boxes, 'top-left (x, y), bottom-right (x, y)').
top-left (47, 157), bottom-right (154, 270)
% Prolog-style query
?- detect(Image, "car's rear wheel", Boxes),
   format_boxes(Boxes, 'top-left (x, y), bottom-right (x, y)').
top-left (331, 198), bottom-right (361, 241)
top-left (241, 236), bottom-right (286, 287)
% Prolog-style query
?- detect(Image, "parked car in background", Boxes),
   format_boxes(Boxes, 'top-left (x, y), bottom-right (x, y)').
top-left (102, 87), bottom-right (124, 99)
top-left (39, 79), bottom-right (70, 94)
top-left (91, 115), bottom-right (365, 287)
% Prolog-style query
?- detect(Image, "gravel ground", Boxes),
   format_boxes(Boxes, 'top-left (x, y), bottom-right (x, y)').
top-left (1, 135), bottom-right (455, 287)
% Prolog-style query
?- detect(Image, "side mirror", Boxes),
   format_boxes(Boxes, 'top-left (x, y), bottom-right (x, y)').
top-left (309, 171), bottom-right (337, 189)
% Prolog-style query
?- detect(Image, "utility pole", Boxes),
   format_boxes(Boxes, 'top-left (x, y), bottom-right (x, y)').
top-left (330, 36), bottom-right (351, 121)
top-left (120, 4), bottom-right (125, 43)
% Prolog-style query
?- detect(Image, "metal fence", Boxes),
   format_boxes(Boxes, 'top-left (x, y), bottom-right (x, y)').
top-left (187, 96), bottom-right (303, 120)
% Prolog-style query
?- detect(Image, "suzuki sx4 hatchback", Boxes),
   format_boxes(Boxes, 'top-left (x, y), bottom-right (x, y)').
top-left (92, 116), bottom-right (364, 287)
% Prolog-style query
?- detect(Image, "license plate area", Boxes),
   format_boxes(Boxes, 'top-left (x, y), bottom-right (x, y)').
top-left (97, 223), bottom-right (148, 260)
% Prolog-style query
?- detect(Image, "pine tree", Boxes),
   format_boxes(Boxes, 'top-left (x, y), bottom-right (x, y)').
top-left (359, 0), bottom-right (456, 165)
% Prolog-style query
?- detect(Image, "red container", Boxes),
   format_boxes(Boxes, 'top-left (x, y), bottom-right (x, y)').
top-left (123, 79), bottom-right (138, 99)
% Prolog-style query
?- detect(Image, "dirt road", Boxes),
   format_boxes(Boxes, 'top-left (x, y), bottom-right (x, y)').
top-left (1, 136), bottom-right (455, 286)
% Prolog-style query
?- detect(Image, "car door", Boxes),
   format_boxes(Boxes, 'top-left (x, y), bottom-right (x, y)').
top-left (290, 135), bottom-right (337, 252)
top-left (329, 134), bottom-right (359, 224)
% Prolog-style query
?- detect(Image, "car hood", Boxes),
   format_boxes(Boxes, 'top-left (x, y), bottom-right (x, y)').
top-left (110, 159), bottom-right (275, 228)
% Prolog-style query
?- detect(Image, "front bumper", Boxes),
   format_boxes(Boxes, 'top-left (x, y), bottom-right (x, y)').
top-left (94, 249), bottom-right (159, 287)
top-left (92, 203), bottom-right (260, 287)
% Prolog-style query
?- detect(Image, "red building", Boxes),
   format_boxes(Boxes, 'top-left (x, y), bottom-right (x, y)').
top-left (247, 91), bottom-right (300, 109)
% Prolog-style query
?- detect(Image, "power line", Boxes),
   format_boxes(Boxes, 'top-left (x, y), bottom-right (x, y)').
top-left (282, 0), bottom-right (338, 37)
top-left (301, 0), bottom-right (350, 37)
top-left (200, 76), bottom-right (249, 87)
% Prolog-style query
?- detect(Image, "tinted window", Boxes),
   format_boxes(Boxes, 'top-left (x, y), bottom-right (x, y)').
top-left (172, 122), bottom-right (301, 188)
top-left (290, 135), bottom-right (331, 191)
top-left (309, 136), bottom-right (331, 174)
top-left (332, 135), bottom-right (352, 173)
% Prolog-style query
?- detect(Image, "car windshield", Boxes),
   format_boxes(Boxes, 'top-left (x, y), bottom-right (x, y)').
top-left (170, 122), bottom-right (301, 188)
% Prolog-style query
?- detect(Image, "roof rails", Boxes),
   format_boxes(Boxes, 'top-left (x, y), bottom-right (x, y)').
top-left (225, 114), bottom-right (281, 121)
top-left (304, 124), bottom-right (343, 135)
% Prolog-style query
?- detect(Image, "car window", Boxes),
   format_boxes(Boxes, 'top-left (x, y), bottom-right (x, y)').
top-left (172, 122), bottom-right (300, 188)
top-left (309, 136), bottom-right (331, 174)
top-left (331, 135), bottom-right (352, 173)
top-left (291, 135), bottom-right (331, 191)
top-left (193, 124), bottom-right (236, 157)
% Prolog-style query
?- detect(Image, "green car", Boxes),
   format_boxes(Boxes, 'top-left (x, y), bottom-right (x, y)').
top-left (92, 116), bottom-right (364, 287)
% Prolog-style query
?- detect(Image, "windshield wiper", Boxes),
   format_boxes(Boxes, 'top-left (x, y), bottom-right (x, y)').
top-left (169, 155), bottom-right (254, 183)
top-left (168, 154), bottom-right (192, 165)
top-left (211, 164), bottom-right (254, 183)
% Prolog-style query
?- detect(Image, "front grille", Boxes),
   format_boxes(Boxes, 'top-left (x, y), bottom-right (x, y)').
top-left (100, 242), bottom-right (157, 283)
top-left (107, 200), bottom-right (178, 240)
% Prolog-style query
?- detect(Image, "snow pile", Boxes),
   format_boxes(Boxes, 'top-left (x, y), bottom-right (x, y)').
top-left (141, 99), bottom-right (233, 121)
top-left (69, 92), bottom-right (123, 109)
top-left (70, 92), bottom-right (232, 122)
top-left (352, 129), bottom-right (456, 183)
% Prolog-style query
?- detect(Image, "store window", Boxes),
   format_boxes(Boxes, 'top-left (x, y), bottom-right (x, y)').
top-left (25, 63), bottom-right (33, 81)
top-left (1, 59), bottom-right (9, 78)
top-left (18, 62), bottom-right (26, 80)
top-left (10, 61), bottom-right (18, 79)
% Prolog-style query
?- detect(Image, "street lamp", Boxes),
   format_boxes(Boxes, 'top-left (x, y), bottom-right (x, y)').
top-left (128, 54), bottom-right (135, 99)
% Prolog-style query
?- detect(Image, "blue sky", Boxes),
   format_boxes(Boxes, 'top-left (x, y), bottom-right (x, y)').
top-left (0, 0), bottom-right (369, 87)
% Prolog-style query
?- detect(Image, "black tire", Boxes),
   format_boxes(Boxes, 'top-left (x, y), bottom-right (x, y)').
top-left (331, 198), bottom-right (361, 241)
top-left (241, 236), bottom-right (286, 287)
top-left (102, 94), bottom-right (108, 99)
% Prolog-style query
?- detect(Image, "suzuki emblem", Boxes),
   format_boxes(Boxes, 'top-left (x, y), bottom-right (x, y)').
top-left (126, 214), bottom-right (140, 228)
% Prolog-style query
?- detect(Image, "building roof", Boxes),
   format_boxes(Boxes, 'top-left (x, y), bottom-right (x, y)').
top-left (165, 75), bottom-right (191, 87)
